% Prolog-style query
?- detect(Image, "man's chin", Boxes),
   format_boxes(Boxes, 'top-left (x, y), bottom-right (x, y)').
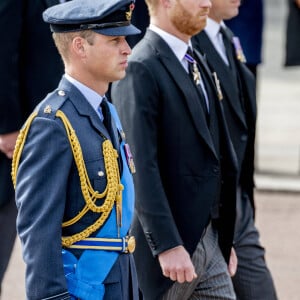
top-left (113, 72), bottom-right (126, 82)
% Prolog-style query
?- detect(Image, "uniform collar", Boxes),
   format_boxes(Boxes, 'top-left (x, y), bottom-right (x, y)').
top-left (64, 73), bottom-right (105, 114)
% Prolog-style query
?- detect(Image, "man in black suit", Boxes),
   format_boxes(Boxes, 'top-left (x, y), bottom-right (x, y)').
top-left (192, 1), bottom-right (278, 299)
top-left (111, 0), bottom-right (239, 299)
top-left (0, 0), bottom-right (64, 292)
top-left (285, 0), bottom-right (300, 67)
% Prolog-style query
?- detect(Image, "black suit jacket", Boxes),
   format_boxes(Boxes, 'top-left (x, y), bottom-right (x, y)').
top-left (111, 29), bottom-right (238, 300)
top-left (192, 30), bottom-right (257, 211)
top-left (0, 0), bottom-right (63, 206)
top-left (285, 0), bottom-right (300, 66)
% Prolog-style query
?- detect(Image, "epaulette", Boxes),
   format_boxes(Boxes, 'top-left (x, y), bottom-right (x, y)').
top-left (36, 89), bottom-right (68, 120)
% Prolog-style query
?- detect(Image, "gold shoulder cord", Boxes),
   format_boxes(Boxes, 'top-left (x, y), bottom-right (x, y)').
top-left (12, 110), bottom-right (123, 248)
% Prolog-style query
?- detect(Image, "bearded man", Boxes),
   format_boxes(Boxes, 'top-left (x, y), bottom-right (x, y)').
top-left (111, 0), bottom-right (239, 299)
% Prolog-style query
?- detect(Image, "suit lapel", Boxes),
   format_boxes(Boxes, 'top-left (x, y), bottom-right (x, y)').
top-left (145, 31), bottom-right (217, 158)
top-left (193, 32), bottom-right (247, 129)
top-left (236, 62), bottom-right (257, 123)
top-left (225, 28), bottom-right (257, 124)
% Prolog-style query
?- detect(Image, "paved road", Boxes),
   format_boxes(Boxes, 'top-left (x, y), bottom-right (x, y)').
top-left (2, 190), bottom-right (300, 299)
top-left (256, 0), bottom-right (300, 176)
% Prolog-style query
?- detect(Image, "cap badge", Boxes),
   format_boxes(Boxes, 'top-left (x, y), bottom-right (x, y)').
top-left (126, 3), bottom-right (135, 21)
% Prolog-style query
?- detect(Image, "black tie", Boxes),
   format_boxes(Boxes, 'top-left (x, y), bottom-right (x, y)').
top-left (100, 98), bottom-right (122, 172)
top-left (101, 99), bottom-right (119, 149)
top-left (186, 47), bottom-right (209, 123)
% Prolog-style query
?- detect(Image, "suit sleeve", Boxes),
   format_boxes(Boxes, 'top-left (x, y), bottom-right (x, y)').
top-left (15, 116), bottom-right (72, 299)
top-left (111, 60), bottom-right (183, 257)
top-left (0, 0), bottom-right (24, 133)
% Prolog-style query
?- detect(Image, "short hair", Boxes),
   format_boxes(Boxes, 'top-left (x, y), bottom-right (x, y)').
top-left (52, 30), bottom-right (96, 64)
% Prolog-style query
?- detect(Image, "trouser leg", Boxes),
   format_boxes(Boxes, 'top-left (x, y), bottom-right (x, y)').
top-left (0, 197), bottom-right (17, 289)
top-left (163, 223), bottom-right (236, 300)
top-left (103, 253), bottom-right (139, 300)
top-left (232, 191), bottom-right (277, 300)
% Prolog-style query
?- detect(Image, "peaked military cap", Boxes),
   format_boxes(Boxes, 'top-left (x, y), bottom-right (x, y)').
top-left (43, 0), bottom-right (141, 36)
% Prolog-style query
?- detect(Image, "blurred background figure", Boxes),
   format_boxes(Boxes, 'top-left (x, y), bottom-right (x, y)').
top-left (225, 0), bottom-right (264, 81)
top-left (126, 0), bottom-right (149, 48)
top-left (0, 0), bottom-right (64, 294)
top-left (284, 0), bottom-right (300, 67)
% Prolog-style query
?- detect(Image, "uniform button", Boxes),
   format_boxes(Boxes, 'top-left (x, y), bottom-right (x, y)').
top-left (98, 171), bottom-right (105, 177)
top-left (58, 90), bottom-right (66, 96)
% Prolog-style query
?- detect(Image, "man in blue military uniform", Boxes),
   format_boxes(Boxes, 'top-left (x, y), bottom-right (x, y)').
top-left (12, 0), bottom-right (140, 299)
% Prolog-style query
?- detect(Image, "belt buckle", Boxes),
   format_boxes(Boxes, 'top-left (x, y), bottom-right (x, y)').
top-left (125, 236), bottom-right (136, 253)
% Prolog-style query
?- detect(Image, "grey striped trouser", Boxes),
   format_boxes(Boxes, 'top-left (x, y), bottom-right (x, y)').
top-left (162, 222), bottom-right (236, 300)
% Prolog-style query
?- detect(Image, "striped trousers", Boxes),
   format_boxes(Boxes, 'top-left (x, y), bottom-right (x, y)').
top-left (162, 223), bottom-right (236, 300)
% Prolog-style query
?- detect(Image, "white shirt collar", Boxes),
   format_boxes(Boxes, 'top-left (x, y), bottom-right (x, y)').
top-left (149, 24), bottom-right (190, 69)
top-left (64, 73), bottom-right (104, 114)
top-left (205, 18), bottom-right (224, 40)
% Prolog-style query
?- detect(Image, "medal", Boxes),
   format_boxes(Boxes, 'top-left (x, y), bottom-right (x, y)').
top-left (232, 37), bottom-right (246, 63)
top-left (192, 63), bottom-right (201, 86)
top-left (212, 72), bottom-right (223, 101)
top-left (184, 52), bottom-right (202, 86)
top-left (124, 143), bottom-right (136, 174)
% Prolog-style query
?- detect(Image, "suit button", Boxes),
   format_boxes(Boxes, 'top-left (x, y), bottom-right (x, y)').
top-left (240, 134), bottom-right (248, 142)
top-left (213, 167), bottom-right (219, 174)
top-left (151, 244), bottom-right (157, 250)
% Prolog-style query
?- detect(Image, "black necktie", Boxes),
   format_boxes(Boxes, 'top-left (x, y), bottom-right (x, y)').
top-left (100, 99), bottom-right (119, 149)
top-left (186, 47), bottom-right (209, 123)
top-left (100, 98), bottom-right (122, 172)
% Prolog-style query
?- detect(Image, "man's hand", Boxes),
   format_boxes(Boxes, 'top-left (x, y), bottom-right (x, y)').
top-left (228, 247), bottom-right (238, 277)
top-left (158, 245), bottom-right (197, 283)
top-left (0, 131), bottom-right (19, 159)
top-left (295, 0), bottom-right (300, 8)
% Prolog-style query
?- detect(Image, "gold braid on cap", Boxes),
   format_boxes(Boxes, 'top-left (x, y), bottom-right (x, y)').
top-left (12, 110), bottom-right (123, 248)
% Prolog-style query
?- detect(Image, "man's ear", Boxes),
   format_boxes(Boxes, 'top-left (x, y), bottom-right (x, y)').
top-left (71, 36), bottom-right (87, 58)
